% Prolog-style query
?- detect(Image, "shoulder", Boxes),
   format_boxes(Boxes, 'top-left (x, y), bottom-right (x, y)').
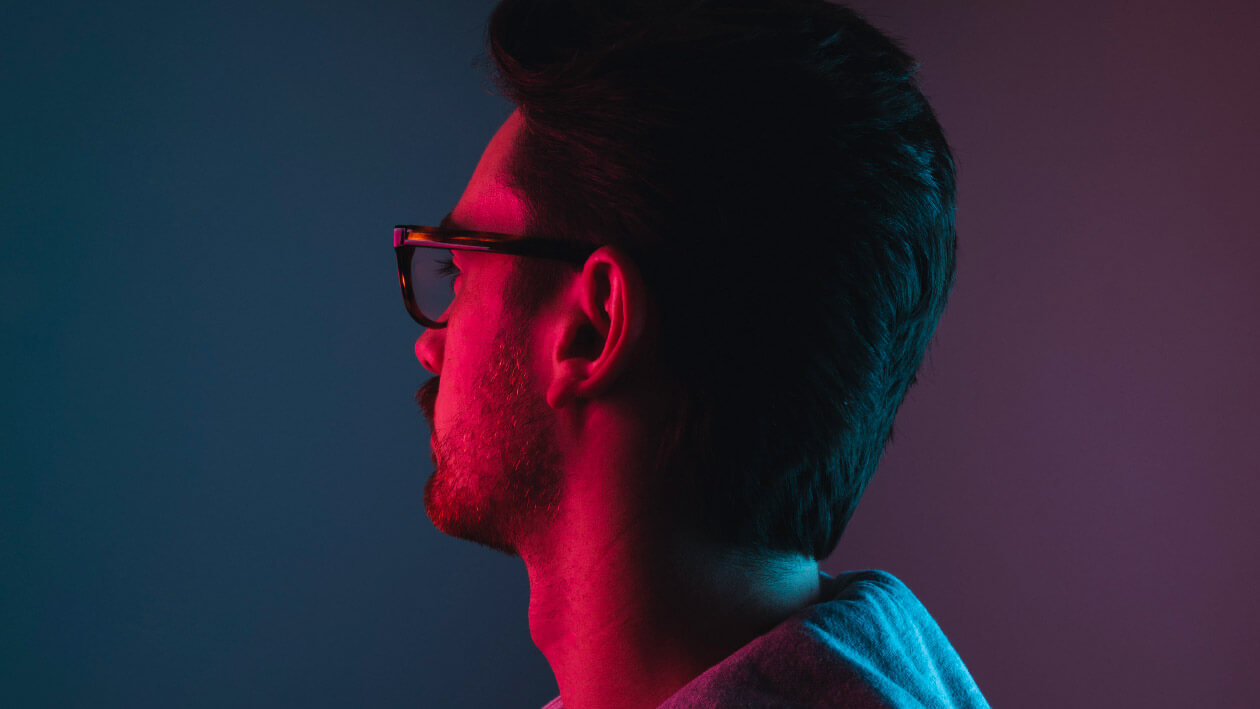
top-left (815, 569), bottom-right (931, 633)
top-left (661, 569), bottom-right (990, 708)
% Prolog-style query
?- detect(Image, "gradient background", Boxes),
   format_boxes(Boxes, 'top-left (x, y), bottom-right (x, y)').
top-left (4, 1), bottom-right (1257, 707)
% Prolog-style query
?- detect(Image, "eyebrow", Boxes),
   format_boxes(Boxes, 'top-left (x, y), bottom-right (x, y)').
top-left (439, 212), bottom-right (473, 267)
top-left (439, 212), bottom-right (462, 230)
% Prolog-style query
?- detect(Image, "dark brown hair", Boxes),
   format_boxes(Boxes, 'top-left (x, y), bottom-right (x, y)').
top-left (487, 0), bottom-right (957, 560)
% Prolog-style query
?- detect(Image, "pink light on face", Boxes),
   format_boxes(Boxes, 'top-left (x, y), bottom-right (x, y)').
top-left (445, 110), bottom-right (531, 237)
top-left (418, 320), bottom-right (562, 559)
top-left (412, 109), bottom-right (566, 559)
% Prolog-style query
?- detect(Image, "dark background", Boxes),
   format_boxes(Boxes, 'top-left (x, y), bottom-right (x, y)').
top-left (3, 1), bottom-right (1257, 707)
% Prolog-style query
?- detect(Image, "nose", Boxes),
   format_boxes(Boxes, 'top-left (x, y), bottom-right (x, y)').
top-left (415, 327), bottom-right (444, 374)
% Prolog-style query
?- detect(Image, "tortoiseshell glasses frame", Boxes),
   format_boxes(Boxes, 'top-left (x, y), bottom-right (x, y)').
top-left (394, 225), bottom-right (598, 328)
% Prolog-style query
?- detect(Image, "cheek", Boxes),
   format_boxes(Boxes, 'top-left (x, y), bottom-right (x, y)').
top-left (432, 332), bottom-right (487, 420)
top-left (436, 263), bottom-right (520, 412)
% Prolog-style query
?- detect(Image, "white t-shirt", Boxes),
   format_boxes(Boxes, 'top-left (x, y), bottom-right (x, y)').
top-left (540, 569), bottom-right (988, 708)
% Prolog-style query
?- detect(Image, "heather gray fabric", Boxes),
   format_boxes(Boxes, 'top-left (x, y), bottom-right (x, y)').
top-left (540, 570), bottom-right (988, 708)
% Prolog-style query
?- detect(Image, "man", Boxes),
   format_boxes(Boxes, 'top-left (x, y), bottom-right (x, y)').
top-left (398, 1), bottom-right (989, 706)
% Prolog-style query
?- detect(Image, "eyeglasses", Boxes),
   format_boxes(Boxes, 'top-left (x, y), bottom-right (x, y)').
top-left (394, 224), bottom-right (598, 328)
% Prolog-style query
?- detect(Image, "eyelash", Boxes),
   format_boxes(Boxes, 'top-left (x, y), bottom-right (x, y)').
top-left (436, 257), bottom-right (460, 280)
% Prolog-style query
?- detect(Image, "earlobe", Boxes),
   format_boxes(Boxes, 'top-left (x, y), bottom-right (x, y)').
top-left (546, 304), bottom-right (602, 410)
top-left (546, 362), bottom-right (583, 410)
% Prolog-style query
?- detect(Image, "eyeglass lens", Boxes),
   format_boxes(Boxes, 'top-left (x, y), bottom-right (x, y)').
top-left (410, 247), bottom-right (457, 325)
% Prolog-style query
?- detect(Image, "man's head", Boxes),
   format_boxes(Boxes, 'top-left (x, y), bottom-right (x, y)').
top-left (418, 0), bottom-right (956, 562)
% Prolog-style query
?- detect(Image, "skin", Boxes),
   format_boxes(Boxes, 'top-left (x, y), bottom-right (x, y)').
top-left (415, 109), bottom-right (825, 709)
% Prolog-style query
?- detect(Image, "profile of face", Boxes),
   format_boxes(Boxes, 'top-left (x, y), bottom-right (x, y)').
top-left (413, 111), bottom-right (563, 557)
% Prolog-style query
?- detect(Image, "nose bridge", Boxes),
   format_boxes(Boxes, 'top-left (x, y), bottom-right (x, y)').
top-left (415, 326), bottom-right (444, 374)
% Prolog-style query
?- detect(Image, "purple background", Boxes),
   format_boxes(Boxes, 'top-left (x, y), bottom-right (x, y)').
top-left (835, 1), bottom-right (1260, 706)
top-left (4, 1), bottom-right (1257, 707)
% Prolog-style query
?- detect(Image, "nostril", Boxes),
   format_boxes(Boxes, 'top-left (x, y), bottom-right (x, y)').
top-left (415, 330), bottom-right (443, 374)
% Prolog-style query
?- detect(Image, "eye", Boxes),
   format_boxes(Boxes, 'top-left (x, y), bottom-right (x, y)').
top-left (436, 256), bottom-right (460, 290)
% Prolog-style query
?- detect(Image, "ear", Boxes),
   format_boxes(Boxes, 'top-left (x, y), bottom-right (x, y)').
top-left (545, 245), bottom-right (648, 410)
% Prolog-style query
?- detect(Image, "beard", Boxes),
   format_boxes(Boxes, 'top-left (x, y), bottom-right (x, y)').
top-left (414, 325), bottom-right (562, 557)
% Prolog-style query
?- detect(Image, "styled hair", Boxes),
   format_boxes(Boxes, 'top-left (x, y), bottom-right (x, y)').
top-left (487, 0), bottom-right (957, 561)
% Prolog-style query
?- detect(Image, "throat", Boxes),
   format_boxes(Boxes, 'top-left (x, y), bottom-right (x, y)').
top-left (526, 536), bottom-right (822, 709)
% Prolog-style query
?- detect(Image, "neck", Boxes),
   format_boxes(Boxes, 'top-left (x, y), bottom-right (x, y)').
top-left (519, 443), bottom-right (822, 709)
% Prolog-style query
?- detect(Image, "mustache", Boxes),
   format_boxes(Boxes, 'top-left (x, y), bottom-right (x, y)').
top-left (416, 376), bottom-right (439, 423)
